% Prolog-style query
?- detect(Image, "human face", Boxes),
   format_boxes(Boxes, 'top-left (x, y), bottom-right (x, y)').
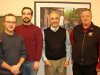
top-left (4, 16), bottom-right (16, 33)
top-left (49, 12), bottom-right (60, 28)
top-left (80, 10), bottom-right (92, 26)
top-left (22, 9), bottom-right (32, 23)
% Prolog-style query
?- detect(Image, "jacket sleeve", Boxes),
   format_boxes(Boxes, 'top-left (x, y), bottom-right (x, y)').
top-left (96, 36), bottom-right (100, 70)
top-left (0, 39), bottom-right (3, 66)
top-left (21, 37), bottom-right (27, 58)
top-left (34, 28), bottom-right (43, 61)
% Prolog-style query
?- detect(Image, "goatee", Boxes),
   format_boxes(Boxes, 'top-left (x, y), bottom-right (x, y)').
top-left (23, 19), bottom-right (31, 23)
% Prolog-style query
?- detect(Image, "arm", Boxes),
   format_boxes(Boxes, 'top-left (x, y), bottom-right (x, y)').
top-left (17, 57), bottom-right (25, 68)
top-left (35, 28), bottom-right (43, 61)
top-left (1, 61), bottom-right (12, 71)
top-left (42, 31), bottom-right (51, 66)
top-left (96, 35), bottom-right (100, 73)
top-left (0, 40), bottom-right (16, 74)
top-left (97, 43), bottom-right (100, 75)
top-left (33, 28), bottom-right (43, 70)
top-left (64, 30), bottom-right (72, 67)
top-left (0, 39), bottom-right (12, 71)
top-left (11, 38), bottom-right (26, 75)
top-left (42, 31), bottom-right (47, 61)
top-left (11, 57), bottom-right (25, 75)
top-left (16, 37), bottom-right (26, 67)
top-left (0, 50), bottom-right (12, 73)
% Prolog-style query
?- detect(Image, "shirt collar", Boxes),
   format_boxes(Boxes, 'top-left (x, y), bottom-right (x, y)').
top-left (50, 26), bottom-right (60, 32)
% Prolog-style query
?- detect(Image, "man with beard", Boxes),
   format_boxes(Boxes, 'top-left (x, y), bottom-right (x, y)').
top-left (15, 7), bottom-right (43, 75)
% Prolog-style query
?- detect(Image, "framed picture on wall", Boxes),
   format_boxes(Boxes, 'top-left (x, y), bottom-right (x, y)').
top-left (34, 1), bottom-right (91, 32)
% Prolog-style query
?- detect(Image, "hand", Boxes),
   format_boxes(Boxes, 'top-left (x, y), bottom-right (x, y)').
top-left (64, 60), bottom-right (69, 68)
top-left (10, 65), bottom-right (20, 75)
top-left (44, 60), bottom-right (51, 66)
top-left (33, 61), bottom-right (39, 70)
top-left (97, 71), bottom-right (100, 75)
top-left (71, 60), bottom-right (74, 64)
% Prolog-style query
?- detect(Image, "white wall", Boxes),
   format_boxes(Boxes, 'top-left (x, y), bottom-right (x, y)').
top-left (0, 0), bottom-right (100, 75)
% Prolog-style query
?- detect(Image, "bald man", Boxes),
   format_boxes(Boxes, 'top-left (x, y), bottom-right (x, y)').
top-left (42, 12), bottom-right (72, 75)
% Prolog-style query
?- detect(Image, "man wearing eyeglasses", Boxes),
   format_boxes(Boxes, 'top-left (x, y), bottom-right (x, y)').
top-left (0, 13), bottom-right (26, 75)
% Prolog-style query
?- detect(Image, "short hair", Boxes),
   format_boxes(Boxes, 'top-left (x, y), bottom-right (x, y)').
top-left (80, 8), bottom-right (92, 15)
top-left (21, 7), bottom-right (33, 15)
top-left (4, 13), bottom-right (16, 21)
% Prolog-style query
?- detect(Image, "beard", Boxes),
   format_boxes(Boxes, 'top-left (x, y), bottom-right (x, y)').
top-left (23, 17), bottom-right (31, 23)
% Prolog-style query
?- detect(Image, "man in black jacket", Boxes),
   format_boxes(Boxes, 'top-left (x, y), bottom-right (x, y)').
top-left (71, 8), bottom-right (100, 75)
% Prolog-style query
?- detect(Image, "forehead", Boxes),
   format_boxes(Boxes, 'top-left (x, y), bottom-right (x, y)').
top-left (50, 13), bottom-right (59, 18)
top-left (22, 9), bottom-right (31, 13)
top-left (5, 16), bottom-right (16, 21)
top-left (81, 10), bottom-right (91, 15)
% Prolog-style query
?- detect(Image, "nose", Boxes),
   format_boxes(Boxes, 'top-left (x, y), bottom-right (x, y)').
top-left (10, 22), bottom-right (13, 25)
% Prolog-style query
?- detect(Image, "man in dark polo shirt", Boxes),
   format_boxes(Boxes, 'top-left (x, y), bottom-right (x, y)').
top-left (0, 13), bottom-right (26, 75)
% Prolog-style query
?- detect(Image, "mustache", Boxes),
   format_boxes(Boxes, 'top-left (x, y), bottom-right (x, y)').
top-left (24, 17), bottom-right (29, 19)
top-left (52, 22), bottom-right (58, 24)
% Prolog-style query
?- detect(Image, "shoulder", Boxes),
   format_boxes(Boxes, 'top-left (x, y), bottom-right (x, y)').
top-left (74, 25), bottom-right (81, 29)
top-left (0, 32), bottom-right (5, 42)
top-left (15, 33), bottom-right (24, 41)
top-left (0, 32), bottom-right (5, 37)
top-left (31, 25), bottom-right (43, 35)
top-left (16, 24), bottom-right (23, 27)
top-left (15, 24), bottom-right (24, 30)
top-left (92, 24), bottom-right (100, 30)
top-left (44, 27), bottom-right (50, 31)
top-left (33, 24), bottom-right (41, 29)
top-left (73, 25), bottom-right (82, 32)
top-left (60, 27), bottom-right (66, 30)
top-left (0, 32), bottom-right (3, 40)
top-left (91, 22), bottom-right (100, 30)
top-left (44, 28), bottom-right (52, 34)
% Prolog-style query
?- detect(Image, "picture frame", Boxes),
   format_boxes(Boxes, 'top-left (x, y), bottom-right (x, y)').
top-left (34, 1), bottom-right (91, 31)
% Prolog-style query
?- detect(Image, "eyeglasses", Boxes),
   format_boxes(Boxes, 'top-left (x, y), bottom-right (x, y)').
top-left (5, 21), bottom-right (16, 24)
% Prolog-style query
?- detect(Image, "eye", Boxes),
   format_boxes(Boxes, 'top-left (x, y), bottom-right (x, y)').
top-left (27, 13), bottom-right (31, 15)
top-left (51, 17), bottom-right (59, 20)
top-left (55, 17), bottom-right (59, 20)
top-left (22, 12), bottom-right (31, 15)
top-left (51, 17), bottom-right (54, 20)
top-left (22, 12), bottom-right (26, 15)
top-left (5, 21), bottom-right (16, 24)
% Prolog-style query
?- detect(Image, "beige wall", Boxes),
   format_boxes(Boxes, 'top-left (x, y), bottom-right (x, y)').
top-left (0, 0), bottom-right (100, 26)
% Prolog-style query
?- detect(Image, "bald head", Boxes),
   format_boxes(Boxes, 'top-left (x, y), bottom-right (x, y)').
top-left (49, 12), bottom-right (60, 19)
top-left (49, 12), bottom-right (60, 28)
